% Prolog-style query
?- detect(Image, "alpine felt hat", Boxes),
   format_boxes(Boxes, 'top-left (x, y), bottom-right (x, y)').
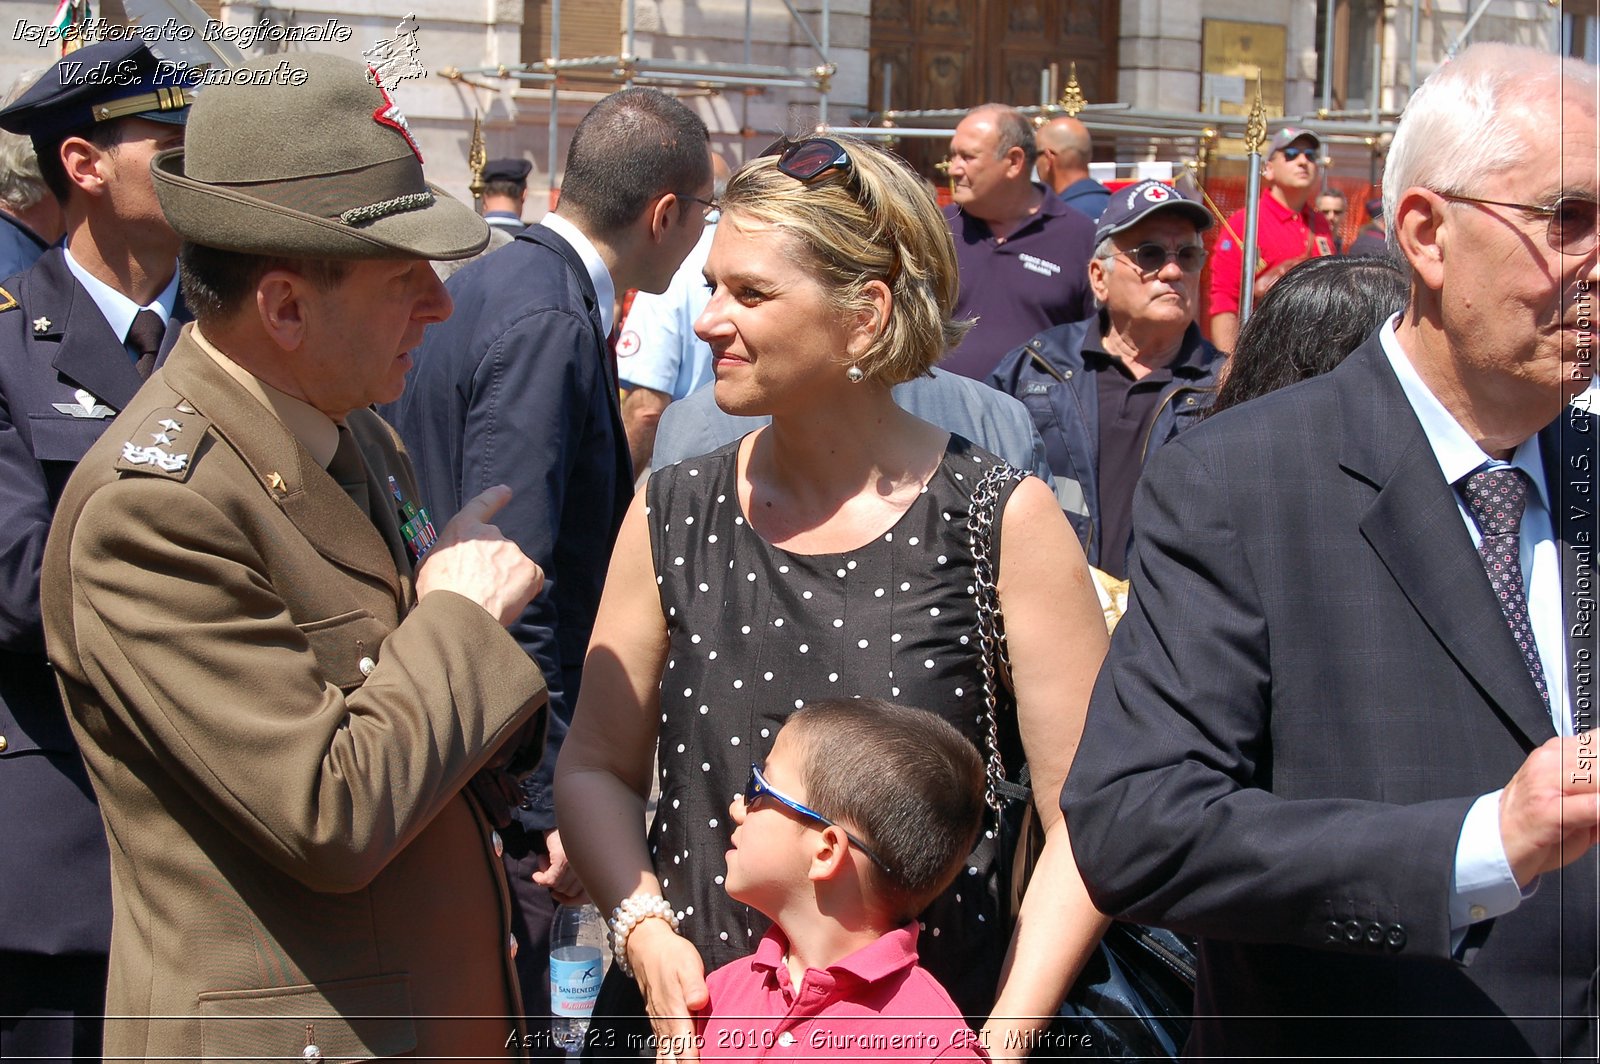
top-left (151, 52), bottom-right (488, 261)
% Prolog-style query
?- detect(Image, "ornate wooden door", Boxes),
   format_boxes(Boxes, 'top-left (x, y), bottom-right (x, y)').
top-left (869, 0), bottom-right (1120, 178)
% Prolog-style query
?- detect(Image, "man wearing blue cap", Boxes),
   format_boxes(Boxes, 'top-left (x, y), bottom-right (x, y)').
top-left (481, 157), bottom-right (532, 233)
top-left (988, 179), bottom-right (1225, 580)
top-left (0, 39), bottom-right (192, 1061)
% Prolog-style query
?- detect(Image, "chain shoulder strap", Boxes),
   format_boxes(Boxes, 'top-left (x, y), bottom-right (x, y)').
top-left (967, 460), bottom-right (1026, 818)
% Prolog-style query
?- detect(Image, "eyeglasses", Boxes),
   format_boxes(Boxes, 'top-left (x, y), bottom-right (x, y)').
top-left (1278, 146), bottom-right (1318, 162)
top-left (742, 763), bottom-right (894, 874)
top-left (1116, 243), bottom-right (1208, 274)
top-left (691, 196), bottom-right (719, 219)
top-left (1436, 191), bottom-right (1599, 256)
top-left (761, 136), bottom-right (853, 185)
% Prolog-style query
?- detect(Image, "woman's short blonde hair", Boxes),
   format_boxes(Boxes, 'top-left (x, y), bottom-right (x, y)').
top-left (718, 137), bottom-right (973, 385)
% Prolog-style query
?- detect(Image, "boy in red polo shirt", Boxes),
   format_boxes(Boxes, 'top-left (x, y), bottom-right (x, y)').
top-left (696, 699), bottom-right (990, 1062)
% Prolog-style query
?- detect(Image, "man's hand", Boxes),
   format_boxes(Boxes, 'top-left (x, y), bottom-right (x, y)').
top-left (533, 828), bottom-right (588, 905)
top-left (1499, 735), bottom-right (1600, 887)
top-left (415, 485), bottom-right (543, 626)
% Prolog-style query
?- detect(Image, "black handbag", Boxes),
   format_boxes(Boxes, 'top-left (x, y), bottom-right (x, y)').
top-left (968, 462), bottom-right (1196, 1060)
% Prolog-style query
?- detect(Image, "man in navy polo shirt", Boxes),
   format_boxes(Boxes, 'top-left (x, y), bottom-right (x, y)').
top-left (1037, 115), bottom-right (1111, 221)
top-left (1207, 126), bottom-right (1336, 351)
top-left (941, 103), bottom-right (1096, 379)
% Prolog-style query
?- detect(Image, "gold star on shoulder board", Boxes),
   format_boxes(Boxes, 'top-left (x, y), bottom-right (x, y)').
top-left (267, 472), bottom-right (287, 495)
top-left (32, 316), bottom-right (51, 332)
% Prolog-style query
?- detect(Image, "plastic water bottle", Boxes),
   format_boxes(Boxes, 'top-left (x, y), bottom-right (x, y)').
top-left (550, 902), bottom-right (607, 1052)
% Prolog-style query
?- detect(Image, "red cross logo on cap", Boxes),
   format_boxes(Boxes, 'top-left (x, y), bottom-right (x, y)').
top-left (1143, 184), bottom-right (1172, 203)
top-left (368, 66), bottom-right (424, 164)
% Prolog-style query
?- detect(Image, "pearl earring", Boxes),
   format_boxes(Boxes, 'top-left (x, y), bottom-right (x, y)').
top-left (846, 364), bottom-right (865, 383)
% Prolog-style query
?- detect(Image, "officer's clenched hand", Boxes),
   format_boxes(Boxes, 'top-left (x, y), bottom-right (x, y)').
top-left (416, 485), bottom-right (543, 626)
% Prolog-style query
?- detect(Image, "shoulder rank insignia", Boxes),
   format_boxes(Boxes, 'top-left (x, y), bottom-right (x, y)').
top-left (0, 287), bottom-right (15, 313)
top-left (114, 407), bottom-right (210, 482)
top-left (54, 388), bottom-right (115, 419)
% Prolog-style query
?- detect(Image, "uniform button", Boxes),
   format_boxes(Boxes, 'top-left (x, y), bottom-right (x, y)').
top-left (1386, 925), bottom-right (1407, 951)
top-left (491, 830), bottom-right (504, 858)
top-left (508, 932), bottom-right (519, 959)
top-left (776, 1031), bottom-right (796, 1047)
top-left (1324, 920), bottom-right (1342, 941)
top-left (302, 1045), bottom-right (323, 1062)
top-left (1365, 923), bottom-right (1384, 947)
top-left (1343, 920), bottom-right (1363, 943)
top-left (1469, 904), bottom-right (1487, 922)
top-left (358, 656), bottom-right (376, 676)
top-left (0, 734), bottom-right (8, 752)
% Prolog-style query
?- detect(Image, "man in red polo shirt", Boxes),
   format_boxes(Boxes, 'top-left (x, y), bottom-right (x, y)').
top-left (1207, 127), bottom-right (1336, 351)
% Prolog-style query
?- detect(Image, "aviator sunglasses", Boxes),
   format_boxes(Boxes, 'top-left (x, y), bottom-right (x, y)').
top-left (1435, 192), bottom-right (1599, 256)
top-left (1278, 146), bottom-right (1318, 162)
top-left (743, 762), bottom-right (894, 875)
top-left (1118, 243), bottom-right (1209, 274)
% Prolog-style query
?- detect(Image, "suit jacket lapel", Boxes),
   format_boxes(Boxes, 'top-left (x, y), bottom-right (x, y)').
top-left (161, 333), bottom-right (402, 600)
top-left (32, 250), bottom-right (145, 411)
top-left (1338, 338), bottom-right (1556, 750)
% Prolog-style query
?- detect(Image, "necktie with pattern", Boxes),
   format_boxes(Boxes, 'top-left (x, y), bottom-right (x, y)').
top-left (1460, 466), bottom-right (1550, 712)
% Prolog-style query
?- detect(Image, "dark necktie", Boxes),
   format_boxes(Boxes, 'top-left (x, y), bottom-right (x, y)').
top-left (128, 309), bottom-right (165, 380)
top-left (327, 424), bottom-right (372, 520)
top-left (1460, 466), bottom-right (1550, 711)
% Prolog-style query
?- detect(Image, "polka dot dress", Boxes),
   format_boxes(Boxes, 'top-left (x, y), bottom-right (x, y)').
top-left (638, 433), bottom-right (1008, 1017)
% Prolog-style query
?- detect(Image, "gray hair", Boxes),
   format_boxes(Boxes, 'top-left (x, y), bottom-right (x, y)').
top-left (1384, 43), bottom-right (1597, 243)
top-left (968, 103), bottom-right (1037, 166)
top-left (0, 131), bottom-right (47, 211)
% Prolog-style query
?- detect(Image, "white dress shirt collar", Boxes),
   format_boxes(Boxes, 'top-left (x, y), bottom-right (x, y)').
top-left (63, 245), bottom-right (178, 343)
top-left (540, 211), bottom-right (617, 337)
top-left (1379, 316), bottom-right (1546, 507)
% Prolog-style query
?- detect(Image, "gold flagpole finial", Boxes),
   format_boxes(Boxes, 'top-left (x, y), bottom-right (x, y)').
top-left (467, 111), bottom-right (487, 207)
top-left (1243, 69), bottom-right (1267, 158)
top-left (1058, 62), bottom-right (1087, 117)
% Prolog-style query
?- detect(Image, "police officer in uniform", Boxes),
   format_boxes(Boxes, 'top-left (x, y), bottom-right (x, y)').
top-left (481, 157), bottom-right (533, 232)
top-left (0, 40), bottom-right (191, 1061)
top-left (41, 52), bottom-right (548, 1060)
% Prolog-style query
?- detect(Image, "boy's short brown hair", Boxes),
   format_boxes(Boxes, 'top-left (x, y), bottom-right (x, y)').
top-left (784, 698), bottom-right (985, 923)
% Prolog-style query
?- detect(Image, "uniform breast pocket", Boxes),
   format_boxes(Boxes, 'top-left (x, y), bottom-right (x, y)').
top-left (27, 414), bottom-right (110, 501)
top-left (297, 610), bottom-right (391, 692)
top-left (28, 413), bottom-right (109, 462)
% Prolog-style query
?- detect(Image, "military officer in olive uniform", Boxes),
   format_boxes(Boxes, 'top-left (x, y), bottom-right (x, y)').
top-left (0, 40), bottom-right (192, 1060)
top-left (42, 53), bottom-right (549, 1061)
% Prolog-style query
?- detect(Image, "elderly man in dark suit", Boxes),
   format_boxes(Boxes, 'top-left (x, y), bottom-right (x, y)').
top-left (1064, 43), bottom-right (1598, 1059)
top-left (381, 87), bottom-right (711, 1046)
top-left (42, 53), bottom-right (547, 1059)
top-left (0, 40), bottom-right (191, 1060)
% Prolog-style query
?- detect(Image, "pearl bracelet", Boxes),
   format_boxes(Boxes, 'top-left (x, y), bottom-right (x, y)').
top-left (608, 893), bottom-right (682, 978)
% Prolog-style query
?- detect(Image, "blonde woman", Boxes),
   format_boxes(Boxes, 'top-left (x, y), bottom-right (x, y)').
top-left (557, 138), bottom-right (1110, 1060)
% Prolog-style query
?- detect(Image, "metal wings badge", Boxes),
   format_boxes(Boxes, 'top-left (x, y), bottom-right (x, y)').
top-left (54, 388), bottom-right (115, 419)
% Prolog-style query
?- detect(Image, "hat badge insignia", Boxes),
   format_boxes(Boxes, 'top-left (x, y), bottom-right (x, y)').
top-left (1143, 185), bottom-right (1171, 203)
top-left (367, 66), bottom-right (424, 164)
